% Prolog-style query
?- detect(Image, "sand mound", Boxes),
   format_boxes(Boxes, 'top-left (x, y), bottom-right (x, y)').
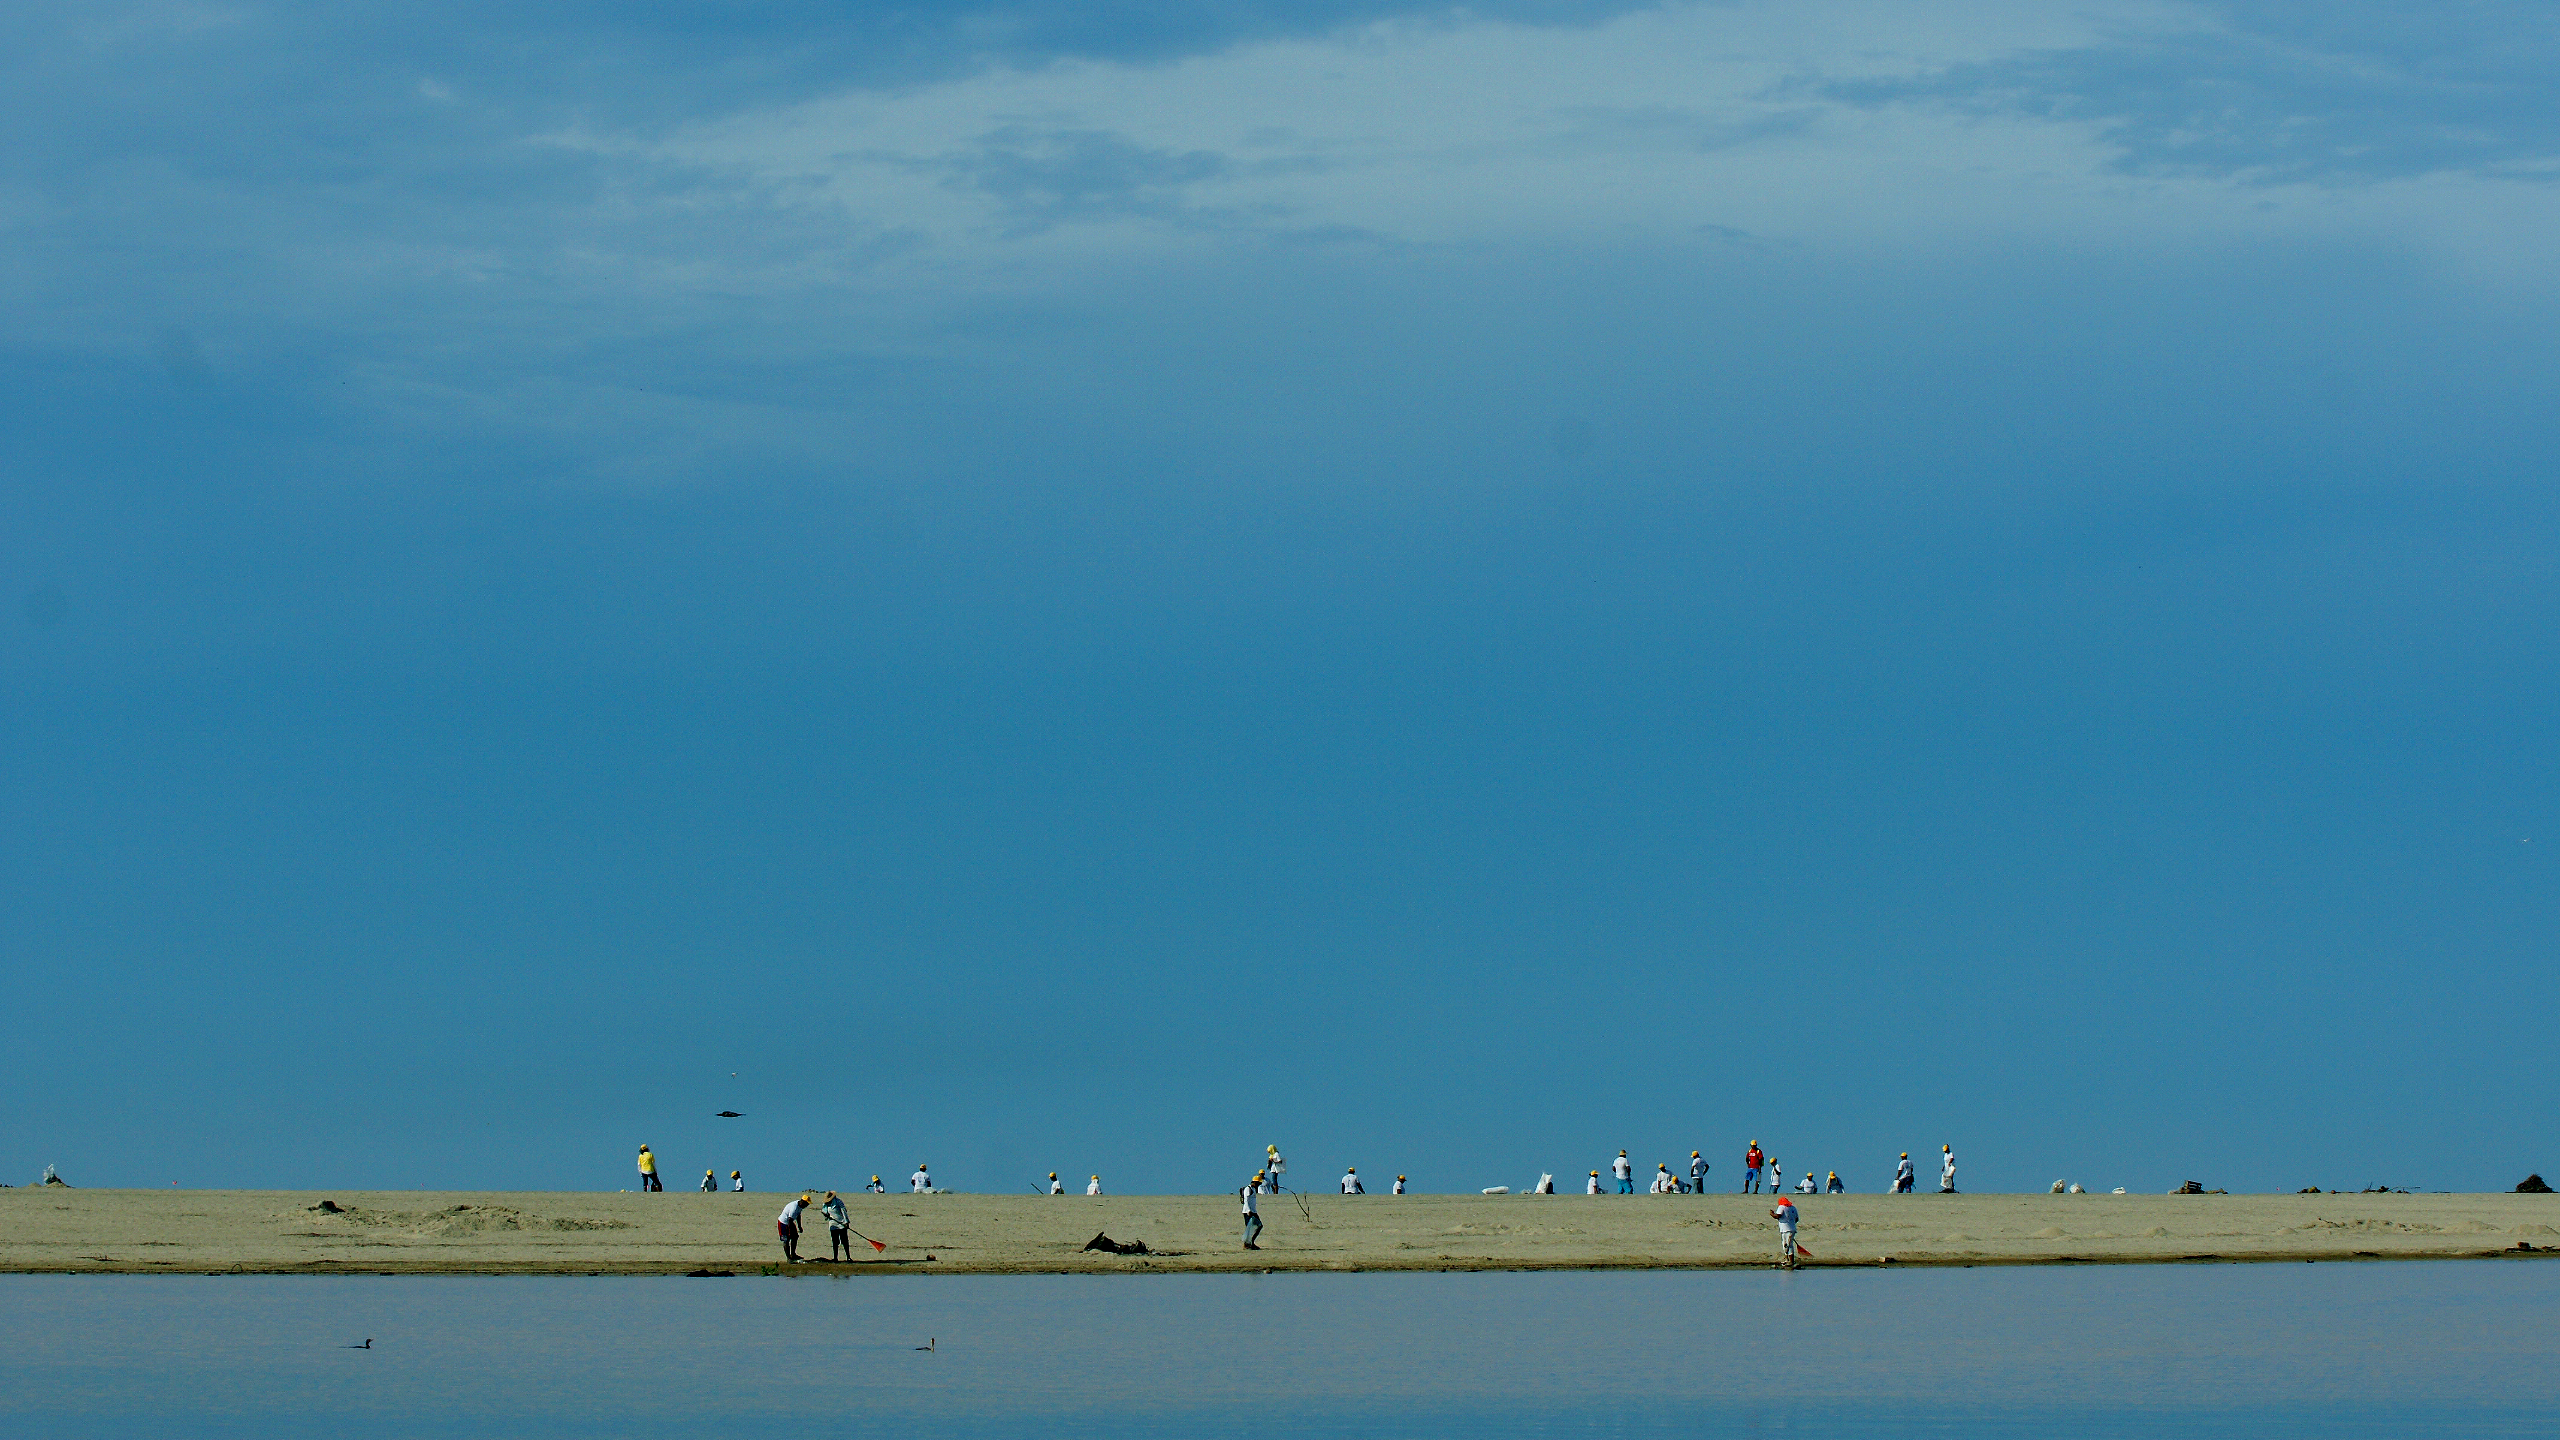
top-left (2141, 1226), bottom-right (2169, 1238)
top-left (300, 1204), bottom-right (634, 1237)
top-left (2032, 1226), bottom-right (2067, 1238)
top-left (2508, 1224), bottom-right (2559, 1237)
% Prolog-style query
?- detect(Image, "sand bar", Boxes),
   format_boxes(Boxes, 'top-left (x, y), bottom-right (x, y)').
top-left (4, 1189), bottom-right (2553, 1275)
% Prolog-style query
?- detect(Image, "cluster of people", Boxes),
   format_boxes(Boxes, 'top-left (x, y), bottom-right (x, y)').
top-left (1042, 1171), bottom-right (1106, 1194)
top-left (1575, 1141), bottom-right (1957, 1197)
top-left (774, 1190), bottom-right (870, 1263)
top-left (636, 1146), bottom-right (747, 1193)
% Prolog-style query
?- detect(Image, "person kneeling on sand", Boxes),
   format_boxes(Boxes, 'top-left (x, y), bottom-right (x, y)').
top-left (1825, 1171), bottom-right (1843, 1194)
top-left (1394, 1175), bottom-right (1408, 1195)
top-left (1340, 1167), bottom-right (1364, 1194)
top-left (865, 1175), bottom-right (886, 1193)
top-left (822, 1191), bottom-right (852, 1261)
top-left (732, 1170), bottom-right (746, 1192)
top-left (777, 1193), bottom-right (811, 1263)
top-left (1586, 1170), bottom-right (1604, 1195)
top-left (1087, 1175), bottom-right (1103, 1195)
top-left (1795, 1172), bottom-right (1816, 1194)
top-left (702, 1170), bottom-right (718, 1193)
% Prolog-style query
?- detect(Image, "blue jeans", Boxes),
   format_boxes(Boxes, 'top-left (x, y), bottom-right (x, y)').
top-left (1616, 1176), bottom-right (1632, 1193)
top-left (1691, 1172), bottom-right (1707, 1193)
top-left (1243, 1213), bottom-right (1263, 1247)
top-left (1743, 1168), bottom-right (1761, 1193)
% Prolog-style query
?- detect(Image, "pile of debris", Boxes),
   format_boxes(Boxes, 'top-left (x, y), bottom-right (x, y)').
top-left (1082, 1232), bottom-right (1150, 1255)
top-left (2519, 1174), bottom-right (2553, 1194)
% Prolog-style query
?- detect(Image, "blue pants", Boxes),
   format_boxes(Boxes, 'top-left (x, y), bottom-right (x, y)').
top-left (1691, 1173), bottom-right (1707, 1193)
top-left (1243, 1213), bottom-right (1262, 1247)
top-left (1743, 1168), bottom-right (1761, 1193)
top-left (1616, 1176), bottom-right (1632, 1193)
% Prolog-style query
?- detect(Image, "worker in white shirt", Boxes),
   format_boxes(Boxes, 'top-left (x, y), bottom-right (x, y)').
top-left (1048, 1172), bottom-right (1063, 1194)
top-left (731, 1170), bottom-right (745, 1192)
top-left (865, 1175), bottom-right (886, 1193)
top-left (1688, 1152), bottom-right (1709, 1194)
top-left (1940, 1145), bottom-right (1957, 1193)
top-left (821, 1190), bottom-right (852, 1260)
top-left (776, 1193), bottom-right (811, 1263)
top-left (1340, 1167), bottom-right (1364, 1194)
top-left (1893, 1153), bottom-right (1914, 1193)
top-left (910, 1165), bottom-right (932, 1193)
top-left (1586, 1170), bottom-right (1604, 1195)
top-left (1086, 1175), bottom-right (1103, 1195)
top-left (1794, 1171), bottom-right (1816, 1194)
top-left (701, 1170), bottom-right (718, 1193)
top-left (1651, 1163), bottom-right (1674, 1194)
top-left (1769, 1161), bottom-right (1784, 1195)
top-left (1266, 1147), bottom-right (1287, 1193)
top-left (1392, 1175), bottom-right (1407, 1195)
top-left (1770, 1195), bottom-right (1800, 1269)
top-left (1241, 1174), bottom-right (1264, 1249)
top-left (1612, 1151), bottom-right (1633, 1193)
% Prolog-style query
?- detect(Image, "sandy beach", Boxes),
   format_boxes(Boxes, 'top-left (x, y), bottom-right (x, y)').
top-left (4, 1188), bottom-right (2552, 1275)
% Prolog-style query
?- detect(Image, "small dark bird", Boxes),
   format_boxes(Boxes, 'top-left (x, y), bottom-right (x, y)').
top-left (346, 1339), bottom-right (372, 1349)
top-left (714, 1112), bottom-right (743, 1118)
top-left (915, 1338), bottom-right (935, 1352)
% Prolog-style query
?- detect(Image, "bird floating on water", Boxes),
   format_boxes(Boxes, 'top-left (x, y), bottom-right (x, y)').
top-left (714, 1112), bottom-right (743, 1118)
top-left (915, 1337), bottom-right (935, 1352)
top-left (345, 1339), bottom-right (372, 1350)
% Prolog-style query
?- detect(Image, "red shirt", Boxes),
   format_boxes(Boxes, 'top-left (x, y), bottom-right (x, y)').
top-left (1746, 1147), bottom-right (1764, 1168)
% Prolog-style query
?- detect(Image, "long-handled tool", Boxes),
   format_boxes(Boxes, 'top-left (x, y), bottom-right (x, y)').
top-left (845, 1227), bottom-right (887, 1253)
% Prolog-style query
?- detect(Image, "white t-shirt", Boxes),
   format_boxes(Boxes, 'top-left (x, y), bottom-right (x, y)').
top-left (910, 1170), bottom-right (931, 1192)
top-left (1773, 1202), bottom-right (1798, 1230)
top-left (1240, 1184), bottom-right (1258, 1215)
top-left (778, 1198), bottom-right (806, 1226)
top-left (1586, 1175), bottom-right (1603, 1194)
top-left (1086, 1177), bottom-right (1102, 1195)
top-left (1612, 1155), bottom-right (1631, 1178)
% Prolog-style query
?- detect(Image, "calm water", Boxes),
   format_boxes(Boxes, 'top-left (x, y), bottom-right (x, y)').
top-left (5, 1264), bottom-right (2555, 1437)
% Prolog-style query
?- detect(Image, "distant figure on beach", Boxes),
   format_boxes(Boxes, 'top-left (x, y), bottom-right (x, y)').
top-left (1394, 1175), bottom-right (1408, 1195)
top-left (1892, 1153), bottom-right (1914, 1193)
top-left (1742, 1142), bottom-right (1764, 1194)
top-left (1769, 1161), bottom-right (1784, 1195)
top-left (865, 1175), bottom-right (886, 1193)
top-left (1689, 1152), bottom-right (1709, 1194)
top-left (1613, 1151), bottom-right (1633, 1193)
top-left (732, 1170), bottom-right (747, 1192)
top-left (1267, 1146), bottom-right (1287, 1192)
top-left (1586, 1170), bottom-right (1603, 1194)
top-left (1940, 1146), bottom-right (1957, 1194)
top-left (1340, 1167), bottom-right (1364, 1194)
top-left (822, 1191), bottom-right (852, 1260)
top-left (1794, 1171), bottom-right (1816, 1194)
top-left (1771, 1195), bottom-right (1800, 1269)
top-left (637, 1146), bottom-right (661, 1192)
top-left (911, 1165), bottom-right (932, 1193)
top-left (1086, 1175), bottom-right (1103, 1195)
top-left (1825, 1170), bottom-right (1843, 1194)
top-left (701, 1170), bottom-right (717, 1192)
top-left (1650, 1163), bottom-right (1673, 1194)
top-left (777, 1193), bottom-right (810, 1263)
top-left (1241, 1174), bottom-right (1263, 1249)
top-left (1048, 1172), bottom-right (1064, 1194)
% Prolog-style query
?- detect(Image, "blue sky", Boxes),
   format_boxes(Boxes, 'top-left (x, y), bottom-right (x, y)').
top-left (5, 2), bottom-right (2554, 1196)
